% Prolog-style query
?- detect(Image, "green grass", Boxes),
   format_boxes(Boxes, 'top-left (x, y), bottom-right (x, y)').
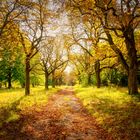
top-left (0, 86), bottom-right (59, 126)
top-left (74, 85), bottom-right (140, 140)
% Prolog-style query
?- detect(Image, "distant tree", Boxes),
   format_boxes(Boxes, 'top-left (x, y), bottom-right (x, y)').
top-left (13, 58), bottom-right (25, 88)
top-left (30, 74), bottom-right (40, 87)
top-left (0, 27), bottom-right (24, 88)
top-left (68, 12), bottom-right (118, 87)
top-left (40, 37), bottom-right (68, 90)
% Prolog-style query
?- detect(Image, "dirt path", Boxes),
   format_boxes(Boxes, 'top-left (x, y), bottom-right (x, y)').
top-left (0, 89), bottom-right (113, 140)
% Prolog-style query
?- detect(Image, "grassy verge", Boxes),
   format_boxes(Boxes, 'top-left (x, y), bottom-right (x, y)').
top-left (0, 86), bottom-right (59, 126)
top-left (74, 85), bottom-right (140, 140)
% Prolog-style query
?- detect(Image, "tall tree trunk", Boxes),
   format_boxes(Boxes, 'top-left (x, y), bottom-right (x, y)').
top-left (45, 71), bottom-right (49, 90)
top-left (128, 66), bottom-right (138, 94)
top-left (8, 70), bottom-right (12, 89)
top-left (52, 71), bottom-right (55, 88)
top-left (25, 56), bottom-right (30, 95)
top-left (125, 29), bottom-right (138, 94)
top-left (95, 60), bottom-right (101, 88)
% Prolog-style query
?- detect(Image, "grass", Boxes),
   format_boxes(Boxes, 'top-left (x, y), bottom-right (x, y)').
top-left (0, 86), bottom-right (59, 126)
top-left (74, 85), bottom-right (140, 140)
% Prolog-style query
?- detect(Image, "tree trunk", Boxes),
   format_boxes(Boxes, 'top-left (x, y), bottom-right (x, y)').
top-left (125, 29), bottom-right (138, 94)
top-left (8, 70), bottom-right (12, 89)
top-left (52, 71), bottom-right (55, 88)
top-left (59, 77), bottom-right (63, 86)
top-left (95, 60), bottom-right (101, 88)
top-left (25, 56), bottom-right (30, 95)
top-left (128, 66), bottom-right (138, 94)
top-left (0, 83), bottom-right (2, 88)
top-left (45, 71), bottom-right (49, 90)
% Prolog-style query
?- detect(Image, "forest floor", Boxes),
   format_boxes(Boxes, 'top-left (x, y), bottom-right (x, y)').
top-left (0, 88), bottom-right (113, 140)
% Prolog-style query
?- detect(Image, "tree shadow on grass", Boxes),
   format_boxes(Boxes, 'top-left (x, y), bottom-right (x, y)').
top-left (0, 95), bottom-right (43, 140)
top-left (0, 96), bottom-right (26, 137)
top-left (0, 96), bottom-right (25, 121)
top-left (0, 102), bottom-right (65, 140)
top-left (88, 94), bottom-right (140, 140)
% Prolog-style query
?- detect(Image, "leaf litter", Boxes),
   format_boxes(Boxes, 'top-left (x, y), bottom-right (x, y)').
top-left (0, 89), bottom-right (113, 140)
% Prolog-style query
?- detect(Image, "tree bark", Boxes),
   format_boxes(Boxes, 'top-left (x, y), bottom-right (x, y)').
top-left (52, 71), bottom-right (55, 88)
top-left (59, 77), bottom-right (63, 86)
top-left (128, 66), bottom-right (138, 94)
top-left (124, 28), bottom-right (138, 94)
top-left (0, 83), bottom-right (2, 88)
top-left (25, 56), bottom-right (30, 95)
top-left (45, 71), bottom-right (49, 90)
top-left (8, 70), bottom-right (12, 89)
top-left (95, 60), bottom-right (101, 88)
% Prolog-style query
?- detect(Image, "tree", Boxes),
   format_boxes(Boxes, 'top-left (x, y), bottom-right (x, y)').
top-left (94, 0), bottom-right (140, 94)
top-left (66, 0), bottom-right (140, 94)
top-left (0, 23), bottom-right (24, 88)
top-left (40, 37), bottom-right (68, 90)
top-left (19, 0), bottom-right (46, 95)
top-left (67, 10), bottom-right (118, 87)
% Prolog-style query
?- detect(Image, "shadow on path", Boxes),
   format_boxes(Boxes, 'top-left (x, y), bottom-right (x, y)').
top-left (0, 89), bottom-right (113, 140)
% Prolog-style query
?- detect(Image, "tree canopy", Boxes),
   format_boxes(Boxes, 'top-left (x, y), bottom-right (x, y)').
top-left (0, 0), bottom-right (139, 95)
